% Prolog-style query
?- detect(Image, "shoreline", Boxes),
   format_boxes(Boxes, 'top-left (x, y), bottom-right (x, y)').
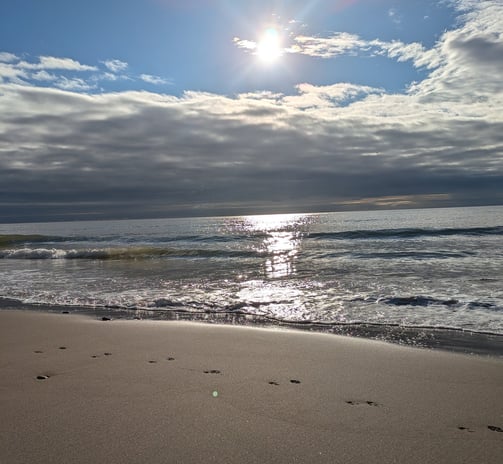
top-left (1, 309), bottom-right (502, 463)
top-left (1, 297), bottom-right (502, 357)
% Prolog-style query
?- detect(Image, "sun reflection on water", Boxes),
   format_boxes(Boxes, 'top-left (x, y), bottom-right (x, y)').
top-left (232, 213), bottom-right (312, 279)
top-left (263, 231), bottom-right (299, 278)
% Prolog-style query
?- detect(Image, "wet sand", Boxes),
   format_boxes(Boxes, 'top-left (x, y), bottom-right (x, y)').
top-left (1, 310), bottom-right (502, 463)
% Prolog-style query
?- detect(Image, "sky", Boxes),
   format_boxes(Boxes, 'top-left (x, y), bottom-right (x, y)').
top-left (0, 0), bottom-right (502, 222)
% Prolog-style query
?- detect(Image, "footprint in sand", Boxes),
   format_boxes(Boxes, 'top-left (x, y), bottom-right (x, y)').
top-left (457, 426), bottom-right (475, 433)
top-left (34, 350), bottom-right (43, 354)
top-left (346, 400), bottom-right (380, 407)
top-left (148, 360), bottom-right (157, 364)
top-left (458, 425), bottom-right (502, 433)
top-left (59, 346), bottom-right (67, 350)
top-left (167, 357), bottom-right (175, 361)
top-left (204, 370), bottom-right (221, 375)
top-left (104, 352), bottom-right (112, 356)
top-left (290, 379), bottom-right (301, 384)
top-left (268, 381), bottom-right (280, 386)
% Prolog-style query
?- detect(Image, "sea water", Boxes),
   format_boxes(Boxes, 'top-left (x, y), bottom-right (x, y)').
top-left (1, 206), bottom-right (502, 351)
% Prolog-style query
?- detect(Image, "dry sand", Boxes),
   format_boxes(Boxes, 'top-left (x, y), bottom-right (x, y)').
top-left (1, 310), bottom-right (502, 463)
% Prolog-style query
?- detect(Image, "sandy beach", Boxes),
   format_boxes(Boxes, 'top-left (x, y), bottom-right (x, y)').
top-left (1, 310), bottom-right (502, 463)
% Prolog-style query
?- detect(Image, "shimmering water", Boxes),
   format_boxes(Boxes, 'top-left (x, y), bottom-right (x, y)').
top-left (1, 206), bottom-right (503, 344)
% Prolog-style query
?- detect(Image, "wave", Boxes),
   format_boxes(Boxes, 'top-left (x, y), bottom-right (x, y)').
top-left (352, 295), bottom-right (501, 312)
top-left (0, 246), bottom-right (261, 260)
top-left (351, 251), bottom-right (476, 260)
top-left (0, 234), bottom-right (58, 248)
top-left (2, 225), bottom-right (501, 250)
top-left (379, 296), bottom-right (460, 307)
top-left (308, 225), bottom-right (503, 241)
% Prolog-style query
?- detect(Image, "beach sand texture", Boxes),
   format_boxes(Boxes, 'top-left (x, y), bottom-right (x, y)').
top-left (1, 310), bottom-right (502, 463)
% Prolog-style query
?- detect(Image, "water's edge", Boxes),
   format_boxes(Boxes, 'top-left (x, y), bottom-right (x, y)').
top-left (2, 297), bottom-right (501, 357)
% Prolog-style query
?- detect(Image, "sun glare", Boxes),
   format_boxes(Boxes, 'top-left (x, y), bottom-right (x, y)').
top-left (256, 28), bottom-right (282, 63)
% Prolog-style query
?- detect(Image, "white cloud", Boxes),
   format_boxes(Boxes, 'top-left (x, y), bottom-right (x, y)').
top-left (0, 62), bottom-right (28, 83)
top-left (233, 37), bottom-right (257, 50)
top-left (140, 74), bottom-right (171, 85)
top-left (17, 56), bottom-right (97, 71)
top-left (31, 70), bottom-right (58, 81)
top-left (54, 77), bottom-right (96, 91)
top-left (102, 59), bottom-right (128, 73)
top-left (289, 32), bottom-right (364, 58)
top-left (235, 28), bottom-right (442, 69)
top-left (410, 0), bottom-right (503, 102)
top-left (0, 52), bottom-right (18, 63)
top-left (283, 83), bottom-right (383, 110)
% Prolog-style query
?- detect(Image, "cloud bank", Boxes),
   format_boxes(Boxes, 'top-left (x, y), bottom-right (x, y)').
top-left (0, 0), bottom-right (502, 221)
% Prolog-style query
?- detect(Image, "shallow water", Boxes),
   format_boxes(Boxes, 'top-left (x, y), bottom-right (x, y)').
top-left (1, 206), bottom-right (502, 349)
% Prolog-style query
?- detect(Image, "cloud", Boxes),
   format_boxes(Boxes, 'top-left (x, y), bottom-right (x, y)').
top-left (233, 37), bottom-right (257, 51)
top-left (235, 28), bottom-right (442, 69)
top-left (0, 53), bottom-right (169, 91)
top-left (18, 56), bottom-right (98, 71)
top-left (0, 62), bottom-right (28, 83)
top-left (409, 0), bottom-right (503, 101)
top-left (102, 59), bottom-right (128, 73)
top-left (289, 32), bottom-right (365, 58)
top-left (53, 77), bottom-right (96, 91)
top-left (283, 82), bottom-right (383, 109)
top-left (388, 8), bottom-right (402, 26)
top-left (0, 0), bottom-right (502, 220)
top-left (0, 52), bottom-right (18, 63)
top-left (31, 70), bottom-right (58, 81)
top-left (140, 74), bottom-right (172, 85)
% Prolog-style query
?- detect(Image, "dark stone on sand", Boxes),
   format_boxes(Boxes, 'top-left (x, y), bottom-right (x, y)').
top-left (268, 381), bottom-right (280, 386)
top-left (62, 311), bottom-right (69, 314)
top-left (167, 357), bottom-right (175, 361)
top-left (488, 425), bottom-right (503, 432)
top-left (104, 352), bottom-right (112, 356)
top-left (290, 379), bottom-right (301, 384)
top-left (36, 375), bottom-right (49, 380)
top-left (204, 370), bottom-right (221, 374)
top-left (101, 317), bottom-right (111, 321)
top-left (34, 350), bottom-right (43, 354)
top-left (59, 346), bottom-right (66, 350)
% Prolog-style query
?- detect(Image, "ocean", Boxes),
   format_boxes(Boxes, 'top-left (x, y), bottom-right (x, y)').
top-left (1, 206), bottom-right (502, 354)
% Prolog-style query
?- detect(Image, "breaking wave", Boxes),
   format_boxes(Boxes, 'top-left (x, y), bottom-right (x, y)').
top-left (0, 246), bottom-right (261, 260)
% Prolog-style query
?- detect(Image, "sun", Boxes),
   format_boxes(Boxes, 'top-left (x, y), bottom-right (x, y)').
top-left (256, 28), bottom-right (282, 63)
